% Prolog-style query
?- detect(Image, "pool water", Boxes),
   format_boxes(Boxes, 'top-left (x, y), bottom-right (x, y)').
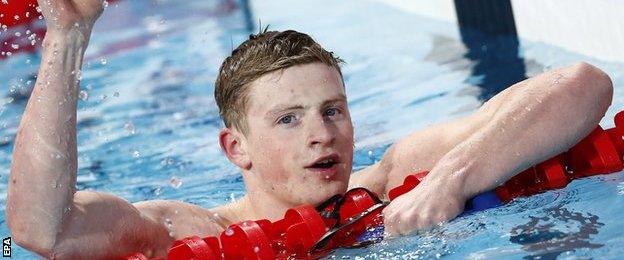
top-left (1, 0), bottom-right (624, 259)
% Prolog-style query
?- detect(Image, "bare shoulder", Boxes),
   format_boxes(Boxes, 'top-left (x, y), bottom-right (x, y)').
top-left (133, 200), bottom-right (225, 239)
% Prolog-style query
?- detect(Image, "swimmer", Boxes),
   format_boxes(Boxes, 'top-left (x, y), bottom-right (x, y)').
top-left (6, 0), bottom-right (613, 258)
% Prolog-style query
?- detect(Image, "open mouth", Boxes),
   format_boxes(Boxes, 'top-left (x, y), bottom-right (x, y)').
top-left (311, 158), bottom-right (337, 169)
top-left (306, 154), bottom-right (341, 170)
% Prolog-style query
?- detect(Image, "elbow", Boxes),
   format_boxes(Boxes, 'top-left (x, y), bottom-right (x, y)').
top-left (6, 182), bottom-right (56, 257)
top-left (7, 215), bottom-right (56, 258)
top-left (12, 236), bottom-right (54, 259)
top-left (567, 62), bottom-right (613, 113)
top-left (555, 62), bottom-right (613, 124)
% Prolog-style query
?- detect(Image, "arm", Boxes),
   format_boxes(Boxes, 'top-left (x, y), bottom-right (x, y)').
top-left (378, 62), bottom-right (612, 235)
top-left (6, 1), bottom-right (176, 258)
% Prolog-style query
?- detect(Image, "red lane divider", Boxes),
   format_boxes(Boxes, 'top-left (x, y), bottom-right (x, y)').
top-left (0, 0), bottom-right (38, 27)
top-left (0, 0), bottom-right (119, 59)
top-left (1, 0), bottom-right (41, 58)
top-left (122, 110), bottom-right (624, 260)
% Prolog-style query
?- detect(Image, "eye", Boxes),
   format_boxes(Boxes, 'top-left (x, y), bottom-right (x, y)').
top-left (323, 107), bottom-right (340, 117)
top-left (277, 114), bottom-right (296, 125)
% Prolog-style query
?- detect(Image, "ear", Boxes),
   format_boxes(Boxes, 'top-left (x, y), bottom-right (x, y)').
top-left (219, 128), bottom-right (252, 170)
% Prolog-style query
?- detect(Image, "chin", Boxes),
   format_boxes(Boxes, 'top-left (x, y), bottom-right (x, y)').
top-left (303, 182), bottom-right (347, 206)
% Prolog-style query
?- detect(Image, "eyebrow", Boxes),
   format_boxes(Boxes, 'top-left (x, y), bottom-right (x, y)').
top-left (265, 94), bottom-right (347, 119)
top-left (321, 95), bottom-right (348, 107)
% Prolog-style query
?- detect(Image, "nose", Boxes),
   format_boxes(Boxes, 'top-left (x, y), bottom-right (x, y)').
top-left (307, 116), bottom-right (336, 147)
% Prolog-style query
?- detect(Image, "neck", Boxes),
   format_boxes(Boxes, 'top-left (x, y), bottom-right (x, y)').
top-left (217, 177), bottom-right (297, 225)
top-left (240, 186), bottom-right (297, 221)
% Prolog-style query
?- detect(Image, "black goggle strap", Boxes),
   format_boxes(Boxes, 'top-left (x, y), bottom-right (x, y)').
top-left (309, 201), bottom-right (389, 254)
top-left (315, 193), bottom-right (345, 227)
top-left (315, 187), bottom-right (383, 227)
top-left (310, 187), bottom-right (387, 254)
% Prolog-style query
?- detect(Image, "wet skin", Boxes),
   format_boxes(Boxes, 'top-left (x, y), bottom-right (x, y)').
top-left (5, 0), bottom-right (614, 258)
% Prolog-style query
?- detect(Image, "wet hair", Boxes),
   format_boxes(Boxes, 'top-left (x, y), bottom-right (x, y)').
top-left (214, 29), bottom-right (344, 134)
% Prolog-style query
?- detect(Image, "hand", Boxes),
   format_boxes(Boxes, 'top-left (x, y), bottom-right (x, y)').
top-left (382, 174), bottom-right (466, 236)
top-left (37, 0), bottom-right (105, 33)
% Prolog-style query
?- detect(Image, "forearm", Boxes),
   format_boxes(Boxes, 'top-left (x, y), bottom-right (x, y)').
top-left (430, 63), bottom-right (612, 200)
top-left (7, 29), bottom-right (89, 251)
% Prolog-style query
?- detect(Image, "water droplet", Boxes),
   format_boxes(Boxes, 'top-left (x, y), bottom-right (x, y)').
top-left (169, 176), bottom-right (182, 189)
top-left (75, 70), bottom-right (83, 80)
top-left (11, 44), bottom-right (18, 50)
top-left (224, 228), bottom-right (234, 236)
top-left (14, 32), bottom-right (21, 37)
top-left (103, 1), bottom-right (109, 8)
top-left (113, 91), bottom-right (119, 97)
top-left (164, 218), bottom-right (173, 228)
top-left (132, 150), bottom-right (141, 158)
top-left (123, 122), bottom-right (135, 134)
top-left (253, 246), bottom-right (260, 253)
top-left (100, 57), bottom-right (107, 65)
top-left (79, 90), bottom-right (89, 101)
top-left (161, 157), bottom-right (174, 166)
top-left (153, 186), bottom-right (162, 196)
top-left (172, 112), bottom-right (184, 120)
top-left (13, 15), bottom-right (19, 20)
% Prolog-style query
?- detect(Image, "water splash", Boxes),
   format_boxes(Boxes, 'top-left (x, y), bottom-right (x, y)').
top-left (169, 176), bottom-right (182, 189)
top-left (123, 121), bottom-right (136, 134)
top-left (79, 90), bottom-right (89, 101)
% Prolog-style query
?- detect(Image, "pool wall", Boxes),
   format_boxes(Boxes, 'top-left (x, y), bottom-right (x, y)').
top-left (372, 0), bottom-right (624, 63)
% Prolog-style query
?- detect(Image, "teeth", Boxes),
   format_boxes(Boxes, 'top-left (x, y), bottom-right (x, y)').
top-left (318, 159), bottom-right (333, 164)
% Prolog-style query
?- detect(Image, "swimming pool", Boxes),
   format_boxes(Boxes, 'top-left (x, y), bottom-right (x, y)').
top-left (1, 0), bottom-right (623, 258)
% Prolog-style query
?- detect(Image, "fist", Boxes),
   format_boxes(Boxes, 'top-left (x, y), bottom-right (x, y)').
top-left (382, 178), bottom-right (465, 236)
top-left (37, 0), bottom-right (105, 32)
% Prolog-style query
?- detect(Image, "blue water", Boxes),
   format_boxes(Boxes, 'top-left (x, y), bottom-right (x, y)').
top-left (1, 0), bottom-right (624, 259)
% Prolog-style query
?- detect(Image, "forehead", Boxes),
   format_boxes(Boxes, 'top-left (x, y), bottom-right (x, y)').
top-left (246, 63), bottom-right (345, 114)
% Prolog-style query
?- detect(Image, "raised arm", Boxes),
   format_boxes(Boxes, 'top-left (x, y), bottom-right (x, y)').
top-left (6, 1), bottom-right (176, 258)
top-left (377, 62), bottom-right (613, 235)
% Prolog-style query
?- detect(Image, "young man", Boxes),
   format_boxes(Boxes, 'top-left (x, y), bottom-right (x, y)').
top-left (6, 0), bottom-right (613, 259)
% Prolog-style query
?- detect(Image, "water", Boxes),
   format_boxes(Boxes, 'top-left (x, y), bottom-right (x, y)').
top-left (1, 0), bottom-right (624, 258)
